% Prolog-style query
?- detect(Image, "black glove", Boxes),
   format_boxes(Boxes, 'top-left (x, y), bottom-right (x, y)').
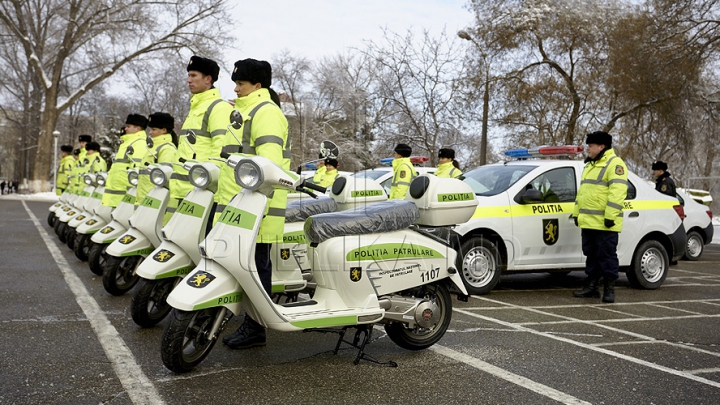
top-left (604, 219), bottom-right (615, 228)
top-left (573, 217), bottom-right (578, 227)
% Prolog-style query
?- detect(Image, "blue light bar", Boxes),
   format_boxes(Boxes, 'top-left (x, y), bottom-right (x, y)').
top-left (504, 148), bottom-right (533, 158)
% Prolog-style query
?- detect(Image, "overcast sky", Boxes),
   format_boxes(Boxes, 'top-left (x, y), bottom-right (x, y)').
top-left (215, 0), bottom-right (474, 97)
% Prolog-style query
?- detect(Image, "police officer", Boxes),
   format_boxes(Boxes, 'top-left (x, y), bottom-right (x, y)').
top-left (572, 131), bottom-right (628, 303)
top-left (652, 160), bottom-right (676, 197)
top-left (170, 56), bottom-right (233, 209)
top-left (220, 58), bottom-right (290, 350)
top-left (137, 113), bottom-right (179, 224)
top-left (436, 148), bottom-right (462, 178)
top-left (317, 158), bottom-right (339, 188)
top-left (389, 143), bottom-right (417, 199)
top-left (84, 142), bottom-right (107, 174)
top-left (101, 114), bottom-right (147, 208)
top-left (69, 135), bottom-right (92, 194)
top-left (312, 154), bottom-right (326, 184)
top-left (56, 145), bottom-right (75, 195)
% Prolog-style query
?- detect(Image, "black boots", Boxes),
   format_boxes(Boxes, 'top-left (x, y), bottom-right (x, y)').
top-left (573, 275), bottom-right (601, 298)
top-left (222, 316), bottom-right (266, 349)
top-left (602, 278), bottom-right (616, 303)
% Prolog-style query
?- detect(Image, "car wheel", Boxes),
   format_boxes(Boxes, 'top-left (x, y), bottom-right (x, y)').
top-left (626, 240), bottom-right (668, 289)
top-left (458, 237), bottom-right (502, 295)
top-left (682, 231), bottom-right (704, 261)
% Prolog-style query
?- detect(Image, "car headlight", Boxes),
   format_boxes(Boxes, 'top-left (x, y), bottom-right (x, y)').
top-left (189, 165), bottom-right (210, 189)
top-left (84, 175), bottom-right (93, 185)
top-left (150, 167), bottom-right (168, 187)
top-left (234, 160), bottom-right (262, 190)
top-left (96, 173), bottom-right (106, 186)
top-left (128, 170), bottom-right (139, 186)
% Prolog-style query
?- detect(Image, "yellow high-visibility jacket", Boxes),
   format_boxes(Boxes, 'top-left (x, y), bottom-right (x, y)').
top-left (137, 134), bottom-right (178, 204)
top-left (312, 165), bottom-right (326, 184)
top-left (85, 152), bottom-right (107, 174)
top-left (318, 168), bottom-right (339, 188)
top-left (389, 157), bottom-right (417, 200)
top-left (56, 155), bottom-right (75, 195)
top-left (573, 149), bottom-right (628, 232)
top-left (101, 131), bottom-right (146, 207)
top-left (170, 88), bottom-right (233, 201)
top-left (435, 161), bottom-right (462, 178)
top-left (215, 88), bottom-right (289, 243)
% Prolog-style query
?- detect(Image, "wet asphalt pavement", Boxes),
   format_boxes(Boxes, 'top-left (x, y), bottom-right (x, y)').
top-left (1, 198), bottom-right (719, 405)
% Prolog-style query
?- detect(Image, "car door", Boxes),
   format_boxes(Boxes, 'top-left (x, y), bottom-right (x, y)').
top-left (511, 166), bottom-right (583, 267)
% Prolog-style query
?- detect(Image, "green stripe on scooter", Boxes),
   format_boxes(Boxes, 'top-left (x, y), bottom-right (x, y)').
top-left (290, 316), bottom-right (358, 328)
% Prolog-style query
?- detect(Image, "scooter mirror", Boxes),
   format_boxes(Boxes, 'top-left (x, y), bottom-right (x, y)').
top-left (319, 140), bottom-right (339, 159)
top-left (146, 136), bottom-right (154, 149)
top-left (229, 110), bottom-right (243, 130)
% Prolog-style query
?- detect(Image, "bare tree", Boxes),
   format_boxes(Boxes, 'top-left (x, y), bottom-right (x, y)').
top-left (0, 0), bottom-right (230, 191)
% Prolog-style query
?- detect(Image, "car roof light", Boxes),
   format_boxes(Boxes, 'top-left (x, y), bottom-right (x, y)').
top-left (379, 156), bottom-right (430, 166)
top-left (505, 145), bottom-right (584, 159)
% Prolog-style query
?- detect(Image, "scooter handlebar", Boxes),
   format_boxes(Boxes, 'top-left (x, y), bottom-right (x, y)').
top-left (302, 181), bottom-right (327, 194)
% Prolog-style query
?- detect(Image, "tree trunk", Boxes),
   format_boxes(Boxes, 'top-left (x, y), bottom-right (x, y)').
top-left (30, 107), bottom-right (59, 193)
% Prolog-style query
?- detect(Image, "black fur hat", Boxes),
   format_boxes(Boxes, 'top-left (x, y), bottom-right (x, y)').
top-left (394, 143), bottom-right (412, 158)
top-left (585, 131), bottom-right (612, 148)
top-left (148, 112), bottom-right (174, 132)
top-left (60, 144), bottom-right (73, 153)
top-left (125, 113), bottom-right (148, 129)
top-left (86, 141), bottom-right (101, 152)
top-left (231, 59), bottom-right (272, 88)
top-left (325, 158), bottom-right (339, 168)
top-left (652, 161), bottom-right (668, 171)
top-left (187, 55), bottom-right (220, 82)
top-left (438, 148), bottom-right (455, 159)
top-left (78, 134), bottom-right (92, 143)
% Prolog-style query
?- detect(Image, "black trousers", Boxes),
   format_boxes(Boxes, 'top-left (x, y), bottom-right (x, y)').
top-left (581, 229), bottom-right (619, 280)
top-left (255, 242), bottom-right (272, 295)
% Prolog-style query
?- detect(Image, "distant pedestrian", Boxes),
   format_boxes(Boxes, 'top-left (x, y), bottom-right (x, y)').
top-left (651, 161), bottom-right (676, 197)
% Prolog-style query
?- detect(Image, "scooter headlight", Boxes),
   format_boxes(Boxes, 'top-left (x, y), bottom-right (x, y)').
top-left (128, 170), bottom-right (139, 186)
top-left (150, 167), bottom-right (168, 187)
top-left (189, 165), bottom-right (210, 189)
top-left (96, 173), bottom-right (106, 186)
top-left (234, 160), bottom-right (262, 190)
top-left (84, 175), bottom-right (93, 185)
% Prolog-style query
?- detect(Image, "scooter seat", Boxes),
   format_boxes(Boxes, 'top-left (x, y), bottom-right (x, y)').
top-left (304, 200), bottom-right (420, 245)
top-left (285, 197), bottom-right (337, 223)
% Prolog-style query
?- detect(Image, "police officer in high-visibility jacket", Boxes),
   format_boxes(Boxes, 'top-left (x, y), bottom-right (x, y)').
top-left (170, 56), bottom-right (233, 209)
top-left (389, 143), bottom-right (417, 199)
top-left (84, 142), bottom-right (107, 174)
top-left (220, 58), bottom-right (290, 350)
top-left (572, 131), bottom-right (628, 303)
top-left (70, 134), bottom-right (92, 194)
top-left (312, 154), bottom-right (326, 184)
top-left (101, 114), bottom-right (148, 207)
top-left (138, 113), bottom-right (179, 224)
top-left (56, 145), bottom-right (75, 195)
top-left (435, 148), bottom-right (462, 178)
top-left (317, 158), bottom-right (339, 188)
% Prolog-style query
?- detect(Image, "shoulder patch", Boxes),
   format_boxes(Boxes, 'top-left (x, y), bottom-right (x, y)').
top-left (661, 185), bottom-right (667, 192)
top-left (615, 165), bottom-right (624, 175)
top-left (400, 170), bottom-right (406, 179)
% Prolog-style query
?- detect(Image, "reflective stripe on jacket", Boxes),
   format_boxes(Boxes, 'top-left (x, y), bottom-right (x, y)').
top-left (102, 131), bottom-right (146, 207)
top-left (137, 134), bottom-right (178, 203)
top-left (215, 88), bottom-right (289, 243)
top-left (572, 149), bottom-right (628, 232)
top-left (171, 88), bottom-right (233, 200)
top-left (435, 161), bottom-right (462, 178)
top-left (389, 157), bottom-right (417, 199)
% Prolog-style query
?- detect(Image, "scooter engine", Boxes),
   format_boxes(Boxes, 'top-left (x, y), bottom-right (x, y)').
top-left (414, 300), bottom-right (440, 328)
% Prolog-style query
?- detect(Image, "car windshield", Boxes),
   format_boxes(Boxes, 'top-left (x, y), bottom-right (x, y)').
top-left (352, 170), bottom-right (389, 181)
top-left (463, 165), bottom-right (535, 196)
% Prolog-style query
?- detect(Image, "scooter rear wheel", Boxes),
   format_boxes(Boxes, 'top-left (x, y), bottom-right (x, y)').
top-left (161, 308), bottom-right (224, 373)
top-left (131, 278), bottom-right (180, 328)
top-left (384, 283), bottom-right (452, 351)
top-left (102, 255), bottom-right (142, 296)
top-left (87, 242), bottom-right (108, 275)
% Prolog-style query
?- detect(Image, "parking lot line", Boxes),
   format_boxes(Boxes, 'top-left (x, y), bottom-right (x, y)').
top-left (23, 202), bottom-right (165, 405)
top-left (430, 344), bottom-right (592, 405)
top-left (457, 297), bottom-right (720, 389)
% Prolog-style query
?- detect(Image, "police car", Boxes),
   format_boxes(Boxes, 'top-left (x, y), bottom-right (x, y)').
top-left (453, 146), bottom-right (687, 295)
top-left (676, 188), bottom-right (713, 260)
top-left (352, 156), bottom-right (437, 196)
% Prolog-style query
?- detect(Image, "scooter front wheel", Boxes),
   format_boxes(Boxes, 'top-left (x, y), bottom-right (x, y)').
top-left (65, 227), bottom-right (77, 250)
top-left (131, 278), bottom-right (180, 328)
top-left (73, 233), bottom-right (91, 261)
top-left (161, 308), bottom-right (225, 373)
top-left (102, 255), bottom-right (142, 295)
top-left (55, 220), bottom-right (68, 243)
top-left (87, 243), bottom-right (108, 275)
top-left (384, 283), bottom-right (452, 351)
top-left (47, 211), bottom-right (56, 227)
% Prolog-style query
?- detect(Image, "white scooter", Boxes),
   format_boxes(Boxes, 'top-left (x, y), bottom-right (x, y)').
top-left (73, 173), bottom-right (112, 262)
top-left (66, 173), bottom-right (106, 251)
top-left (53, 175), bottom-right (95, 244)
top-left (160, 154), bottom-right (477, 373)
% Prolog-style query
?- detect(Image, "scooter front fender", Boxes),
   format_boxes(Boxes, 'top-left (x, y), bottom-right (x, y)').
top-left (49, 202), bottom-right (63, 213)
top-left (106, 226), bottom-right (154, 257)
top-left (136, 240), bottom-right (195, 280)
top-left (68, 211), bottom-right (92, 228)
top-left (58, 208), bottom-right (80, 223)
top-left (75, 214), bottom-right (107, 235)
top-left (91, 220), bottom-right (127, 244)
top-left (167, 260), bottom-right (243, 315)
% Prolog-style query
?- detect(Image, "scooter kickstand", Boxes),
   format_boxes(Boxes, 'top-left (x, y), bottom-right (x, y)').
top-left (305, 326), bottom-right (397, 367)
